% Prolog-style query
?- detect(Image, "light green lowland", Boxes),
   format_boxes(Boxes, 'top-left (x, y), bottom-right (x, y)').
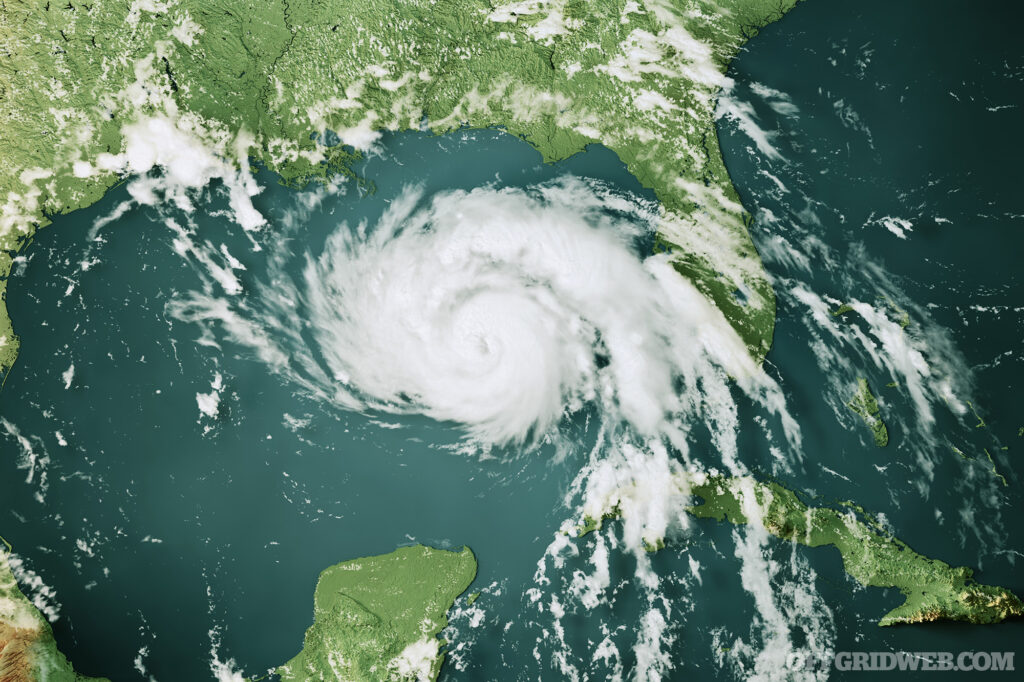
top-left (277, 544), bottom-right (477, 682)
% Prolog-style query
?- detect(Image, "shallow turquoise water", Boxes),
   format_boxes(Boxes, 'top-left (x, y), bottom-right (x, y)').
top-left (0, 1), bottom-right (1022, 680)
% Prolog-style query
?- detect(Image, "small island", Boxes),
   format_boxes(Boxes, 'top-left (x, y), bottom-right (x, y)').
top-left (847, 377), bottom-right (889, 447)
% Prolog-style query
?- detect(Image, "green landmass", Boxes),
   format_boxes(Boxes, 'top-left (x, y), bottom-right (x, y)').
top-left (277, 544), bottom-right (477, 682)
top-left (847, 377), bottom-right (889, 447)
top-left (575, 475), bottom-right (1023, 626)
top-left (688, 476), bottom-right (1022, 625)
top-left (0, 0), bottom-right (810, 383)
top-left (0, 541), bottom-right (109, 681)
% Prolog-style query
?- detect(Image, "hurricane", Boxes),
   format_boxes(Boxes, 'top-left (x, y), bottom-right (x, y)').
top-left (72, 113), bottom-right (1007, 681)
top-left (140, 168), bottom-right (837, 678)
top-left (2, 2), bottom-right (1022, 681)
top-left (166, 177), bottom-right (794, 460)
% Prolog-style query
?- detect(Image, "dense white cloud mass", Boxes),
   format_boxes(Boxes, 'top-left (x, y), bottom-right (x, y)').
top-left (106, 137), bottom-right (986, 679)
top-left (159, 174), bottom-right (822, 679)
top-left (168, 177), bottom-right (791, 456)
top-left (28, 48), bottom-right (1008, 682)
top-left (113, 98), bottom-right (991, 677)
top-left (302, 180), bottom-right (759, 446)
top-left (95, 115), bottom-right (266, 233)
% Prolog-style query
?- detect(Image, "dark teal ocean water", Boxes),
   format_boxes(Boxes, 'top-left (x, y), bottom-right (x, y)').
top-left (714, 0), bottom-right (1024, 677)
top-left (1, 1), bottom-right (1022, 680)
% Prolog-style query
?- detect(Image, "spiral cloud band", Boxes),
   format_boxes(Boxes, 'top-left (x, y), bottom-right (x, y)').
top-left (159, 172), bottom-right (817, 679)
top-left (169, 177), bottom-right (765, 450)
